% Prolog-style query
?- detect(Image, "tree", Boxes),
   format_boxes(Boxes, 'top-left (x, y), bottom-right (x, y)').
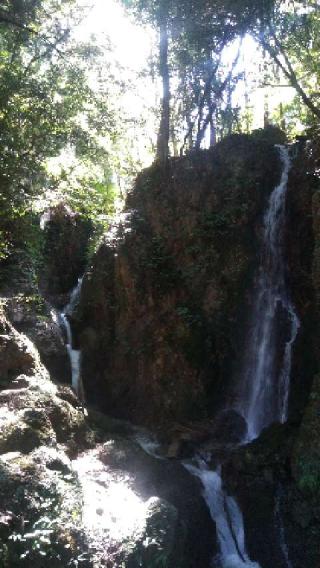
top-left (122, 0), bottom-right (272, 158)
top-left (156, 0), bottom-right (170, 163)
top-left (255, 0), bottom-right (320, 121)
top-left (0, 0), bottom-right (120, 262)
top-left (122, 0), bottom-right (174, 162)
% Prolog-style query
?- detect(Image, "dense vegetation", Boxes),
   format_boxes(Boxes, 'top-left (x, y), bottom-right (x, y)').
top-left (0, 0), bottom-right (123, 274)
top-left (0, 0), bottom-right (319, 280)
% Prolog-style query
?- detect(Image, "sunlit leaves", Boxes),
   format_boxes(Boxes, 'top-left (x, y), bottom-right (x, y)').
top-left (0, 0), bottom-right (123, 262)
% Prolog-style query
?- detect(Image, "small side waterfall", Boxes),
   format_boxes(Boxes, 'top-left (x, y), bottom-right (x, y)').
top-left (274, 485), bottom-right (293, 568)
top-left (186, 146), bottom-right (298, 568)
top-left (237, 145), bottom-right (300, 441)
top-left (60, 278), bottom-right (83, 398)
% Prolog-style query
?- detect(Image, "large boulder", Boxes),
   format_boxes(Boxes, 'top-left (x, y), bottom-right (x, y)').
top-left (222, 422), bottom-right (319, 568)
top-left (73, 438), bottom-right (214, 567)
top-left (78, 135), bottom-right (282, 433)
top-left (4, 293), bottom-right (70, 384)
top-left (41, 203), bottom-right (93, 306)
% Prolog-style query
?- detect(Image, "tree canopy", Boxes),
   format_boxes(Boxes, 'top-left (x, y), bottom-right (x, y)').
top-left (0, 0), bottom-right (123, 262)
top-left (121, 0), bottom-right (320, 161)
top-left (0, 0), bottom-right (319, 267)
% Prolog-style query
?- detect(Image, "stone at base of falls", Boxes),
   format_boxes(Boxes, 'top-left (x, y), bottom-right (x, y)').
top-left (222, 422), bottom-right (320, 568)
top-left (85, 437), bottom-right (215, 567)
top-left (164, 410), bottom-right (247, 460)
top-left (292, 372), bottom-right (320, 497)
top-left (211, 409), bottom-right (248, 445)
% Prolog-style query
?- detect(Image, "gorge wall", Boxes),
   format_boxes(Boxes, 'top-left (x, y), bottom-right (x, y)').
top-left (76, 132), bottom-right (298, 434)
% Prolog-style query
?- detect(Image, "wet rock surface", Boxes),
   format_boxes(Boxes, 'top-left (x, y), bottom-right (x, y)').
top-left (222, 422), bottom-right (320, 568)
top-left (4, 293), bottom-right (70, 384)
top-left (0, 310), bottom-right (214, 567)
top-left (78, 136), bottom-right (282, 433)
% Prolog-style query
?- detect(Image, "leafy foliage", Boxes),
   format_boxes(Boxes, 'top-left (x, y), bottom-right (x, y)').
top-left (0, 0), bottom-right (120, 266)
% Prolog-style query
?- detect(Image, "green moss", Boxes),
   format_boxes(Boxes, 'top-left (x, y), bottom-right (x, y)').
top-left (78, 133), bottom-right (283, 430)
top-left (251, 125), bottom-right (287, 146)
top-left (293, 373), bottom-right (320, 497)
top-left (174, 305), bottom-right (208, 369)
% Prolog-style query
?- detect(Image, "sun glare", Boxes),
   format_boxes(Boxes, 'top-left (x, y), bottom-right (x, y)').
top-left (75, 0), bottom-right (154, 71)
top-left (73, 449), bottom-right (147, 540)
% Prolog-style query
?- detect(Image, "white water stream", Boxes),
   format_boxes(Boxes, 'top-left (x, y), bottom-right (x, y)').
top-left (237, 145), bottom-right (300, 440)
top-left (60, 277), bottom-right (83, 397)
top-left (185, 460), bottom-right (260, 568)
top-left (274, 485), bottom-right (293, 568)
top-left (186, 146), bottom-right (298, 568)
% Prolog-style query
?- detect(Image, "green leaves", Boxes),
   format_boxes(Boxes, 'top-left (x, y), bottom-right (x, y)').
top-left (0, 0), bottom-right (124, 263)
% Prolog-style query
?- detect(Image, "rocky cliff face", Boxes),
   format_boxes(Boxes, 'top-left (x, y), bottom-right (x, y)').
top-left (1, 131), bottom-right (320, 567)
top-left (77, 135), bottom-right (282, 433)
top-left (218, 142), bottom-right (320, 568)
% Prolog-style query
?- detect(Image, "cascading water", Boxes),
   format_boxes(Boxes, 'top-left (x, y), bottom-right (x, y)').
top-left (185, 460), bottom-right (260, 568)
top-left (60, 277), bottom-right (83, 398)
top-left (274, 485), bottom-right (293, 568)
top-left (185, 146), bottom-right (298, 568)
top-left (236, 145), bottom-right (300, 441)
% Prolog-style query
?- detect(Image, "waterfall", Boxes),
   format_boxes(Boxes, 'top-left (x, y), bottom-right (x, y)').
top-left (184, 459), bottom-right (262, 568)
top-left (60, 278), bottom-right (83, 398)
top-left (185, 146), bottom-right (298, 568)
top-left (237, 145), bottom-right (300, 441)
top-left (274, 485), bottom-right (293, 568)
top-left (185, 460), bottom-right (260, 568)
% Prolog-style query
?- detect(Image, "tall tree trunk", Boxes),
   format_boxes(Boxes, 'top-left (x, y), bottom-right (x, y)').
top-left (156, 8), bottom-right (170, 164)
top-left (260, 32), bottom-right (320, 121)
top-left (209, 115), bottom-right (217, 147)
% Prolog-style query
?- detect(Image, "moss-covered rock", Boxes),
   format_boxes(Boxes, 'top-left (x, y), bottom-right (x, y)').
top-left (0, 448), bottom-right (89, 568)
top-left (0, 313), bottom-right (96, 567)
top-left (4, 292), bottom-right (70, 384)
top-left (41, 203), bottom-right (93, 305)
top-left (292, 373), bottom-right (320, 496)
top-left (0, 320), bottom-right (40, 386)
top-left (123, 497), bottom-right (183, 568)
top-left (78, 134), bottom-right (282, 433)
